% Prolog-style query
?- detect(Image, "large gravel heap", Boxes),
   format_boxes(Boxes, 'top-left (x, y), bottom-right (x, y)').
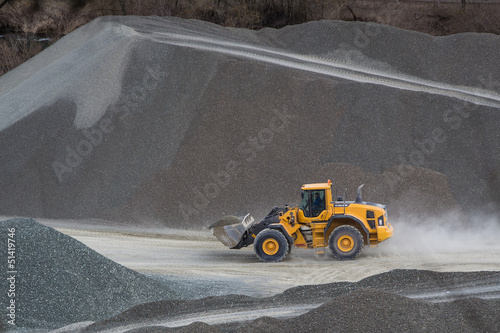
top-left (0, 16), bottom-right (499, 227)
top-left (61, 269), bottom-right (500, 332)
top-left (0, 218), bottom-right (179, 330)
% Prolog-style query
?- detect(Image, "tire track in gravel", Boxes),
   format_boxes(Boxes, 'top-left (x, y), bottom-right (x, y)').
top-left (136, 31), bottom-right (500, 108)
top-left (405, 275), bottom-right (500, 302)
top-left (95, 303), bottom-right (323, 333)
top-left (61, 227), bottom-right (500, 301)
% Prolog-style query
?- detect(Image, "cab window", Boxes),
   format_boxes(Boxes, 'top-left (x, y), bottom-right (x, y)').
top-left (299, 190), bottom-right (326, 218)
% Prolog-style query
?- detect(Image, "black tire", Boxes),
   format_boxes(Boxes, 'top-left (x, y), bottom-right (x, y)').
top-left (254, 229), bottom-right (289, 262)
top-left (328, 225), bottom-right (364, 260)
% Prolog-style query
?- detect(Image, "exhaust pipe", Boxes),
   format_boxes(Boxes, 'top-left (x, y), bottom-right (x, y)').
top-left (355, 184), bottom-right (364, 204)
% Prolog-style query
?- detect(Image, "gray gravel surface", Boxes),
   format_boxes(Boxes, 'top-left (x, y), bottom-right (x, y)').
top-left (0, 217), bottom-right (498, 332)
top-left (1, 15), bottom-right (499, 333)
top-left (220, 289), bottom-right (500, 333)
top-left (0, 218), bottom-right (180, 330)
top-left (0, 16), bottom-right (498, 226)
top-left (73, 269), bottom-right (500, 333)
top-left (275, 269), bottom-right (500, 303)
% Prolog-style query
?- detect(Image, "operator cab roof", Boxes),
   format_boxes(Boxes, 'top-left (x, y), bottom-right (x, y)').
top-left (301, 180), bottom-right (332, 190)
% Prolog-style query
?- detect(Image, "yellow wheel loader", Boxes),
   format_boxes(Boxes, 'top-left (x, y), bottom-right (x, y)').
top-left (209, 180), bottom-right (393, 262)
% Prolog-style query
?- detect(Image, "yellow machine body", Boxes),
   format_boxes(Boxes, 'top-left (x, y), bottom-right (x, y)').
top-left (210, 180), bottom-right (393, 261)
top-left (275, 181), bottom-right (393, 251)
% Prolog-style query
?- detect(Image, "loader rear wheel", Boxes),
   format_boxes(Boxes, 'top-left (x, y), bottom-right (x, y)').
top-left (254, 229), bottom-right (289, 262)
top-left (329, 225), bottom-right (364, 260)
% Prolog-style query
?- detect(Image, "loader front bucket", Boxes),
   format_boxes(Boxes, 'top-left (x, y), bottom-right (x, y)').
top-left (209, 214), bottom-right (255, 248)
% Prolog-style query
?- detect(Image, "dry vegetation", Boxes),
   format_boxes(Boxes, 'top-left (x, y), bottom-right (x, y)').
top-left (0, 36), bottom-right (43, 75)
top-left (1, 0), bottom-right (500, 76)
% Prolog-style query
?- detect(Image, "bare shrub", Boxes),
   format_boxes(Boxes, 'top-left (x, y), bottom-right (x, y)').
top-left (119, 0), bottom-right (194, 17)
top-left (0, 0), bottom-right (499, 77)
top-left (462, 3), bottom-right (500, 34)
top-left (223, 2), bottom-right (263, 29)
top-left (0, 36), bottom-right (44, 76)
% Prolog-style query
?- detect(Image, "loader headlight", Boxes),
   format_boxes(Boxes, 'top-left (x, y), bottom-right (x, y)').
top-left (378, 216), bottom-right (384, 226)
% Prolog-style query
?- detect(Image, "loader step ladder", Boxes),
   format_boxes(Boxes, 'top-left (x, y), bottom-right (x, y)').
top-left (369, 234), bottom-right (378, 248)
top-left (300, 227), bottom-right (313, 245)
top-left (315, 247), bottom-right (326, 255)
top-left (312, 228), bottom-right (326, 248)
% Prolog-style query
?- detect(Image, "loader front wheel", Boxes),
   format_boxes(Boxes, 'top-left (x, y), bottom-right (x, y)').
top-left (329, 225), bottom-right (364, 260)
top-left (254, 229), bottom-right (289, 262)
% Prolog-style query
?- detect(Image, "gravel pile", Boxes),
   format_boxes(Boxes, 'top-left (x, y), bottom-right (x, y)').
top-left (0, 16), bottom-right (499, 226)
top-left (224, 289), bottom-right (500, 333)
top-left (70, 269), bottom-right (500, 332)
top-left (275, 269), bottom-right (500, 303)
top-left (0, 218), bottom-right (179, 330)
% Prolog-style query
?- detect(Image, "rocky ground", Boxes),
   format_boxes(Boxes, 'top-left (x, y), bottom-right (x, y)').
top-left (0, 218), bottom-right (180, 331)
top-left (82, 286), bottom-right (500, 333)
top-left (2, 217), bottom-right (498, 331)
top-left (0, 16), bottom-right (499, 227)
top-left (0, 13), bottom-right (499, 333)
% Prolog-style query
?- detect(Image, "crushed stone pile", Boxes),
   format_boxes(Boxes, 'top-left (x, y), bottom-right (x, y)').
top-left (0, 16), bottom-right (499, 227)
top-left (0, 218), bottom-right (179, 330)
top-left (60, 269), bottom-right (500, 333)
top-left (226, 289), bottom-right (500, 333)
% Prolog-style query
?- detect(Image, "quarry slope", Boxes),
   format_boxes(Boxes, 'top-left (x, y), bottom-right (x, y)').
top-left (0, 16), bottom-right (499, 227)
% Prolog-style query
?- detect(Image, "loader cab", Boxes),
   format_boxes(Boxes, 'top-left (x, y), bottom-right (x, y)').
top-left (298, 181), bottom-right (333, 221)
top-left (299, 189), bottom-right (326, 217)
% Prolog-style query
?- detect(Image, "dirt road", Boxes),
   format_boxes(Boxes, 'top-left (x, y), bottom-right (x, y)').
top-left (43, 217), bottom-right (500, 299)
top-left (28, 217), bottom-right (500, 332)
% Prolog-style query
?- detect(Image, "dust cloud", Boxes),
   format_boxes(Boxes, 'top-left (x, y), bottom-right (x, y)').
top-left (381, 213), bottom-right (500, 255)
